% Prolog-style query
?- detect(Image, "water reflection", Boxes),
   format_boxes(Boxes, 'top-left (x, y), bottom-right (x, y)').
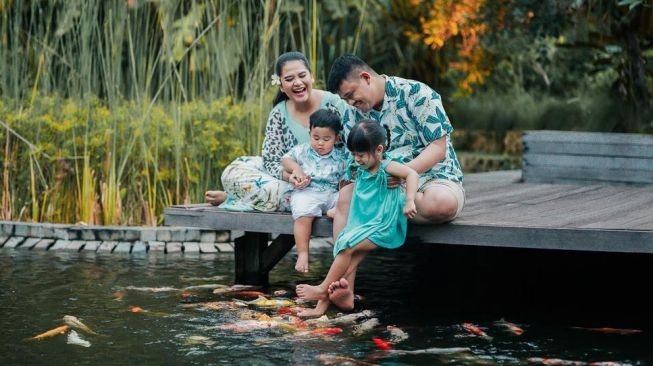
top-left (0, 246), bottom-right (651, 365)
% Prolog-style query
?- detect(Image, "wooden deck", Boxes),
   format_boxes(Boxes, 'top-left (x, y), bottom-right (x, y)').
top-left (165, 170), bottom-right (653, 254)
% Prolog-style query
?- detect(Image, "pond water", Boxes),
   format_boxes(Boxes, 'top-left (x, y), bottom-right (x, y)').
top-left (1, 245), bottom-right (651, 365)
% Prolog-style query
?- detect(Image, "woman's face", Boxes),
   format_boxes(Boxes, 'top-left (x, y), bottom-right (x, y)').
top-left (279, 60), bottom-right (313, 104)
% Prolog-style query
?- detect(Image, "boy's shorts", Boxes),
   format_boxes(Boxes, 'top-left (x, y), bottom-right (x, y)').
top-left (419, 179), bottom-right (466, 219)
top-left (290, 189), bottom-right (339, 220)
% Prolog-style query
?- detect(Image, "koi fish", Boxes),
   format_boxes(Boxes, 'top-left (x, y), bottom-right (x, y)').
top-left (387, 347), bottom-right (472, 355)
top-left (180, 275), bottom-right (225, 282)
top-left (63, 315), bottom-right (98, 336)
top-left (125, 286), bottom-right (179, 293)
top-left (213, 284), bottom-right (256, 294)
top-left (233, 290), bottom-right (267, 297)
top-left (310, 327), bottom-right (343, 336)
top-left (113, 291), bottom-right (125, 301)
top-left (306, 310), bottom-right (375, 327)
top-left (386, 325), bottom-right (409, 343)
top-left (352, 318), bottom-right (380, 336)
top-left (240, 296), bottom-right (294, 308)
top-left (25, 325), bottom-right (70, 341)
top-left (181, 301), bottom-right (245, 311)
top-left (493, 318), bottom-right (524, 336)
top-left (214, 319), bottom-right (280, 332)
top-left (372, 337), bottom-right (392, 351)
top-left (462, 323), bottom-right (492, 340)
top-left (129, 306), bottom-right (145, 313)
top-left (315, 354), bottom-right (379, 366)
top-left (571, 326), bottom-right (642, 335)
top-left (66, 330), bottom-right (91, 347)
top-left (183, 335), bottom-right (215, 346)
top-left (183, 284), bottom-right (227, 291)
top-left (589, 362), bottom-right (634, 366)
top-left (273, 290), bottom-right (288, 296)
top-left (527, 357), bottom-right (586, 365)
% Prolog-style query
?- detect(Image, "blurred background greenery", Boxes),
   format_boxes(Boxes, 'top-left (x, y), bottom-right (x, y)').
top-left (0, 0), bottom-right (651, 225)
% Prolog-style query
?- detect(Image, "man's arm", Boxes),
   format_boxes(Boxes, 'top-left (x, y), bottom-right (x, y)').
top-left (406, 136), bottom-right (447, 174)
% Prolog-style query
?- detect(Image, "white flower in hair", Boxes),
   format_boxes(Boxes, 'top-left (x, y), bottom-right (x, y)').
top-left (270, 74), bottom-right (281, 86)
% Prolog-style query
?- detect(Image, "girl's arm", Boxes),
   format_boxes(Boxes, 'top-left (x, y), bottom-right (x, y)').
top-left (385, 161), bottom-right (418, 218)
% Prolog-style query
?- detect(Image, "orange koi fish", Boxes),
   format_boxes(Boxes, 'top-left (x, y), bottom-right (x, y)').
top-left (129, 306), bottom-right (145, 313)
top-left (493, 318), bottom-right (524, 336)
top-left (372, 337), bottom-right (392, 351)
top-left (25, 325), bottom-right (70, 341)
top-left (233, 291), bottom-right (267, 297)
top-left (462, 323), bottom-right (491, 339)
top-left (527, 357), bottom-right (585, 365)
top-left (315, 354), bottom-right (379, 366)
top-left (310, 327), bottom-right (343, 336)
top-left (113, 291), bottom-right (125, 301)
top-left (571, 326), bottom-right (642, 335)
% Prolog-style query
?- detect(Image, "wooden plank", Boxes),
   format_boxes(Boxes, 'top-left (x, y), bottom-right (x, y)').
top-left (523, 130), bottom-right (653, 146)
top-left (50, 240), bottom-right (71, 250)
top-left (0, 235), bottom-right (8, 247)
top-left (522, 166), bottom-right (653, 185)
top-left (525, 153), bottom-right (653, 171)
top-left (33, 239), bottom-right (55, 251)
top-left (64, 240), bottom-right (86, 252)
top-left (166, 242), bottom-right (182, 253)
top-left (199, 243), bottom-right (218, 253)
top-left (525, 141), bottom-right (653, 159)
top-left (262, 234), bottom-right (296, 272)
top-left (216, 243), bottom-right (234, 252)
top-left (132, 242), bottom-right (147, 253)
top-left (148, 241), bottom-right (165, 252)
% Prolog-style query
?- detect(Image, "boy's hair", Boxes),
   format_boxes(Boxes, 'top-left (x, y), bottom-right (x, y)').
top-left (309, 109), bottom-right (342, 134)
top-left (346, 119), bottom-right (390, 153)
top-left (272, 51), bottom-right (311, 106)
top-left (327, 54), bottom-right (376, 93)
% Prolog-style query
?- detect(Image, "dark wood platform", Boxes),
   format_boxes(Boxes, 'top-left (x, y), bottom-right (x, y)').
top-left (165, 170), bottom-right (653, 254)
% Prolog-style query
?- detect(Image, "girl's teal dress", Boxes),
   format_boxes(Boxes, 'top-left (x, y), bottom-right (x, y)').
top-left (333, 160), bottom-right (407, 257)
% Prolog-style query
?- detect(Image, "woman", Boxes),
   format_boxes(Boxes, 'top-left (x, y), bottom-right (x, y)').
top-left (205, 51), bottom-right (345, 212)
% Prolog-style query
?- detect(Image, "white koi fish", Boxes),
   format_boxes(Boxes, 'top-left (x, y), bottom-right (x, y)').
top-left (183, 284), bottom-right (228, 291)
top-left (237, 296), bottom-right (294, 308)
top-left (125, 286), bottom-right (179, 293)
top-left (63, 315), bottom-right (98, 336)
top-left (388, 347), bottom-right (472, 355)
top-left (387, 325), bottom-right (409, 343)
top-left (67, 330), bottom-right (91, 347)
top-left (306, 310), bottom-right (374, 327)
top-left (352, 318), bottom-right (380, 336)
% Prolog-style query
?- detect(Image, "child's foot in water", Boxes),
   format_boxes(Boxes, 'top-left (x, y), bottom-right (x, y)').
top-left (205, 190), bottom-right (227, 206)
top-left (297, 299), bottom-right (329, 318)
top-left (295, 253), bottom-right (309, 273)
top-left (296, 284), bottom-right (327, 301)
top-left (328, 278), bottom-right (354, 311)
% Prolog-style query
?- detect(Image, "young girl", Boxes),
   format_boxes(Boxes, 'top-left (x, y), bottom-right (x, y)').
top-left (296, 119), bottom-right (418, 317)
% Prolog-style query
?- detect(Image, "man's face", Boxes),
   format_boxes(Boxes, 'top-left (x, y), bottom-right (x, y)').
top-left (338, 74), bottom-right (377, 113)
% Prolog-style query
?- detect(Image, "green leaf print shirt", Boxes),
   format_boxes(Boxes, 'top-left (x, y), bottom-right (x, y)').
top-left (339, 76), bottom-right (464, 186)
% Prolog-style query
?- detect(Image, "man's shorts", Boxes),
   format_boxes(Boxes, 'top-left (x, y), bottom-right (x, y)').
top-left (290, 189), bottom-right (339, 220)
top-left (419, 179), bottom-right (466, 220)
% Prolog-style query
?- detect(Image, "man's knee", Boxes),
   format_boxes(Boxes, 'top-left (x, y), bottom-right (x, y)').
top-left (419, 202), bottom-right (457, 222)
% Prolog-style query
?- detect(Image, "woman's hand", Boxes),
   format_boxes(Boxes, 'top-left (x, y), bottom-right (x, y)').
top-left (290, 169), bottom-right (310, 189)
top-left (403, 199), bottom-right (417, 219)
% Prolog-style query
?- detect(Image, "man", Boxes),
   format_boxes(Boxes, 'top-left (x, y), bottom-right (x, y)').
top-left (326, 54), bottom-right (465, 310)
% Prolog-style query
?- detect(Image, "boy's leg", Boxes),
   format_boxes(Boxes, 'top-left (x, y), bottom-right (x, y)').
top-left (293, 216), bottom-right (314, 272)
top-left (296, 240), bottom-right (376, 302)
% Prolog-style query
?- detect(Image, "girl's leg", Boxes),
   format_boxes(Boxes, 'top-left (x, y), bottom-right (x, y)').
top-left (293, 216), bottom-right (314, 272)
top-left (296, 240), bottom-right (376, 302)
top-left (333, 184), bottom-right (354, 238)
top-left (297, 299), bottom-right (330, 318)
top-left (328, 242), bottom-right (375, 310)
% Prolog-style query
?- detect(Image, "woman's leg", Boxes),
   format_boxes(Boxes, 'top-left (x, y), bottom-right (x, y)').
top-left (293, 216), bottom-right (314, 272)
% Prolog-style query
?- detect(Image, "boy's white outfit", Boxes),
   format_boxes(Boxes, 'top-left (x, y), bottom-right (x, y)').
top-left (283, 143), bottom-right (347, 220)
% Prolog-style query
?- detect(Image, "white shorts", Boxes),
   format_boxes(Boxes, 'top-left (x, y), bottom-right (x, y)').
top-left (290, 189), bottom-right (339, 220)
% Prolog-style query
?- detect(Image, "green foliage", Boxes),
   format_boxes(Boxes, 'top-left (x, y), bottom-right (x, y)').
top-left (0, 95), bottom-right (256, 224)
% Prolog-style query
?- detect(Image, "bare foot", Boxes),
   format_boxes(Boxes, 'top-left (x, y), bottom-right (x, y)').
top-left (205, 190), bottom-right (227, 206)
top-left (296, 284), bottom-right (327, 301)
top-left (297, 299), bottom-right (330, 318)
top-left (327, 278), bottom-right (354, 311)
top-left (326, 208), bottom-right (336, 219)
top-left (295, 252), bottom-right (309, 273)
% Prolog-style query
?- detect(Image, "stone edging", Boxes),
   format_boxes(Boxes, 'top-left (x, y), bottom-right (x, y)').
top-left (0, 220), bottom-right (234, 254)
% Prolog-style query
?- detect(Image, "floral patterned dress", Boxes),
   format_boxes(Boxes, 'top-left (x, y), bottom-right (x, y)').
top-left (219, 92), bottom-right (344, 212)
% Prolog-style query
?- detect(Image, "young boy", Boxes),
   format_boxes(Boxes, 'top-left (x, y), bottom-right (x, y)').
top-left (282, 109), bottom-right (347, 273)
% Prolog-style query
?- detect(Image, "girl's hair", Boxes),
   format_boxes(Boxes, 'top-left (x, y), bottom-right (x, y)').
top-left (346, 119), bottom-right (391, 153)
top-left (272, 51), bottom-right (311, 106)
